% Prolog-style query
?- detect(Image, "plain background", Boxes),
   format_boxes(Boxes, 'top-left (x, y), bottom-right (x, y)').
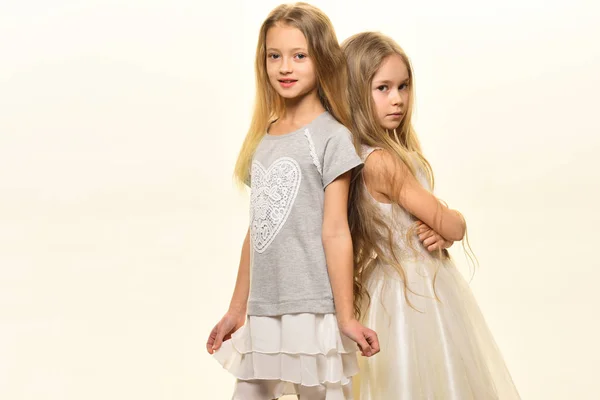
top-left (1, 0), bottom-right (599, 399)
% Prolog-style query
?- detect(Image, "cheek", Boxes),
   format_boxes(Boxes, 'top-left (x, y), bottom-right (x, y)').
top-left (373, 94), bottom-right (387, 115)
top-left (299, 63), bottom-right (316, 80)
top-left (402, 92), bottom-right (410, 105)
top-left (266, 63), bottom-right (277, 78)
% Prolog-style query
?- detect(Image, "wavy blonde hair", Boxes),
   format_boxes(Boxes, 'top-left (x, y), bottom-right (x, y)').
top-left (343, 32), bottom-right (476, 317)
top-left (233, 2), bottom-right (351, 184)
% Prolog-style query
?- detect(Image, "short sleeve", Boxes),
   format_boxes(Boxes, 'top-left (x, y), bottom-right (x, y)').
top-left (322, 128), bottom-right (363, 188)
top-left (244, 157), bottom-right (254, 188)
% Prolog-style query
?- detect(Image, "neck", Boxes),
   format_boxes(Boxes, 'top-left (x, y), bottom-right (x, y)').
top-left (281, 88), bottom-right (325, 123)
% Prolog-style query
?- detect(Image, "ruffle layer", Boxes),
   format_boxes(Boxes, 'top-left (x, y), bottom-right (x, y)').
top-left (214, 313), bottom-right (359, 389)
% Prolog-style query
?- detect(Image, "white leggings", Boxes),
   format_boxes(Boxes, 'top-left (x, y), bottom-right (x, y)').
top-left (232, 379), bottom-right (348, 400)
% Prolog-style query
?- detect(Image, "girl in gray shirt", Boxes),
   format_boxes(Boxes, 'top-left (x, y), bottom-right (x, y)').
top-left (206, 4), bottom-right (380, 400)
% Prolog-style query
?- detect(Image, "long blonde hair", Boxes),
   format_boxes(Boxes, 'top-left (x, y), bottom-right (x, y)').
top-left (342, 32), bottom-right (444, 317)
top-left (233, 2), bottom-right (351, 184)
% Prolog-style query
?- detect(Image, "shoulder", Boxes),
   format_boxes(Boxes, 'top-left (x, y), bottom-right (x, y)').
top-left (363, 148), bottom-right (411, 183)
top-left (309, 112), bottom-right (352, 143)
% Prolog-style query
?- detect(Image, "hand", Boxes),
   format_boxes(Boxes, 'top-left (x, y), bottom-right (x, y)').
top-left (206, 311), bottom-right (246, 355)
top-left (416, 221), bottom-right (453, 252)
top-left (338, 319), bottom-right (380, 357)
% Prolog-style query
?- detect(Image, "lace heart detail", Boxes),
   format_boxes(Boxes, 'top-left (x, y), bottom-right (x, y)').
top-left (250, 157), bottom-right (302, 253)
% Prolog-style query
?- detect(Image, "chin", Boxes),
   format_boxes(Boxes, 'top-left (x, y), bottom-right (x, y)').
top-left (382, 122), bottom-right (401, 131)
top-left (270, 86), bottom-right (298, 99)
top-left (277, 91), bottom-right (301, 99)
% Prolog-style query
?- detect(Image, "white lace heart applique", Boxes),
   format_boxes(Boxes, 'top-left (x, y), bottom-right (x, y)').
top-left (250, 157), bottom-right (301, 253)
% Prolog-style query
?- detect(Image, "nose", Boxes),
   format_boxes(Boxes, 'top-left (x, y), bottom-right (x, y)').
top-left (390, 89), bottom-right (402, 107)
top-left (279, 56), bottom-right (292, 74)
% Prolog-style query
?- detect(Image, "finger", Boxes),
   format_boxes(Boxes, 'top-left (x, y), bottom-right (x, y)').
top-left (206, 325), bottom-right (218, 354)
top-left (223, 331), bottom-right (234, 342)
top-left (357, 346), bottom-right (367, 357)
top-left (417, 225), bottom-right (430, 234)
top-left (419, 230), bottom-right (434, 241)
top-left (212, 324), bottom-right (227, 352)
top-left (365, 330), bottom-right (380, 355)
top-left (421, 231), bottom-right (435, 242)
top-left (417, 225), bottom-right (432, 234)
top-left (428, 242), bottom-right (442, 252)
top-left (423, 235), bottom-right (439, 246)
top-left (356, 336), bottom-right (373, 357)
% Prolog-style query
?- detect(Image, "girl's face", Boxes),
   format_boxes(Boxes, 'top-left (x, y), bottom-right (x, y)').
top-left (265, 24), bottom-right (318, 101)
top-left (371, 54), bottom-right (410, 131)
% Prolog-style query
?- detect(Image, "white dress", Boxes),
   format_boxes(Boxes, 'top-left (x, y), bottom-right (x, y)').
top-left (214, 313), bottom-right (359, 399)
top-left (355, 147), bottom-right (521, 400)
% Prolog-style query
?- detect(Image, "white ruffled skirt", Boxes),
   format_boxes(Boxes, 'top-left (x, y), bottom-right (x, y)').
top-left (214, 313), bottom-right (359, 399)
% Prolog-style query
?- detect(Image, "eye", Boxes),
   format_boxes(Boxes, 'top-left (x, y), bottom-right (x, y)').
top-left (295, 53), bottom-right (307, 60)
top-left (267, 53), bottom-right (280, 60)
top-left (376, 85), bottom-right (388, 91)
top-left (399, 82), bottom-right (409, 90)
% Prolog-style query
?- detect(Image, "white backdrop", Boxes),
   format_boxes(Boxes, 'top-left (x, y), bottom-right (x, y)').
top-left (1, 0), bottom-right (599, 399)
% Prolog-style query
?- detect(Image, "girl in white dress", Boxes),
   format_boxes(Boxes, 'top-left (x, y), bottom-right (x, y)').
top-left (206, 5), bottom-right (379, 400)
top-left (342, 32), bottom-right (521, 399)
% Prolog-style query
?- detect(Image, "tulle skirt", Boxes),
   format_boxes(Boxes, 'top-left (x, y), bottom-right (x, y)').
top-left (354, 257), bottom-right (521, 400)
top-left (214, 313), bottom-right (359, 399)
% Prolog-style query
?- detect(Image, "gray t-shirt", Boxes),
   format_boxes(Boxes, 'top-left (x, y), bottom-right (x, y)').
top-left (246, 112), bottom-right (362, 316)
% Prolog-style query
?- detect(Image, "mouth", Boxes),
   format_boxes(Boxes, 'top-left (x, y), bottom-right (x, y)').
top-left (278, 79), bottom-right (298, 88)
top-left (388, 112), bottom-right (403, 118)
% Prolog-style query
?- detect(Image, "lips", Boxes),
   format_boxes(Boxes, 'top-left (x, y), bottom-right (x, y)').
top-left (278, 79), bottom-right (298, 89)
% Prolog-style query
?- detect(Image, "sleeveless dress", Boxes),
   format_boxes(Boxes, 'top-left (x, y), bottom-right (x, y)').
top-left (354, 146), bottom-right (521, 400)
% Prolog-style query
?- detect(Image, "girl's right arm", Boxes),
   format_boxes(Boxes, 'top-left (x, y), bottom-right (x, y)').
top-left (227, 228), bottom-right (252, 316)
top-left (206, 228), bottom-right (250, 354)
top-left (364, 150), bottom-right (466, 242)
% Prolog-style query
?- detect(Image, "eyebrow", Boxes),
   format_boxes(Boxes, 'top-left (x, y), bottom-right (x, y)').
top-left (266, 47), bottom-right (308, 53)
top-left (373, 78), bottom-right (410, 85)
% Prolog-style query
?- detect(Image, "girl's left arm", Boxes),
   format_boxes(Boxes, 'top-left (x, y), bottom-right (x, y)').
top-left (322, 171), bottom-right (380, 357)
